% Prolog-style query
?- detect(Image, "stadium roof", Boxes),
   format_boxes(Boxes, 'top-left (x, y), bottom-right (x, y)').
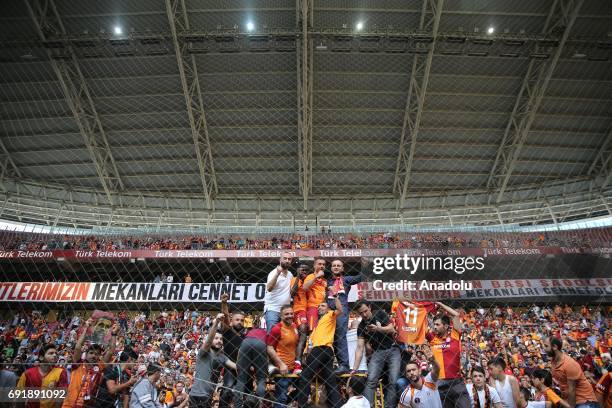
top-left (0, 0), bottom-right (611, 230)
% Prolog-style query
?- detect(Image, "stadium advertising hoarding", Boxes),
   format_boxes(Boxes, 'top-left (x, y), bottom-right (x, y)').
top-left (0, 246), bottom-right (610, 260)
top-left (0, 279), bottom-right (609, 302)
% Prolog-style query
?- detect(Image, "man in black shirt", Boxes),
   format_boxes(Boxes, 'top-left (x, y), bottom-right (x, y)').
top-left (219, 292), bottom-right (246, 407)
top-left (352, 299), bottom-right (401, 408)
top-left (92, 348), bottom-right (139, 408)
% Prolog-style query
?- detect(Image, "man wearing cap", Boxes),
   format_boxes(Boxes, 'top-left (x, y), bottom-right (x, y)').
top-left (129, 364), bottom-right (163, 408)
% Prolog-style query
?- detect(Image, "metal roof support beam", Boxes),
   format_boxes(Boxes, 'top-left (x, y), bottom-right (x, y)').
top-left (24, 0), bottom-right (123, 205)
top-left (165, 0), bottom-right (218, 210)
top-left (588, 129), bottom-right (612, 190)
top-left (487, 0), bottom-right (584, 203)
top-left (393, 0), bottom-right (445, 207)
top-left (601, 195), bottom-right (611, 215)
top-left (297, 0), bottom-right (314, 210)
top-left (545, 200), bottom-right (558, 226)
top-left (0, 138), bottom-right (22, 191)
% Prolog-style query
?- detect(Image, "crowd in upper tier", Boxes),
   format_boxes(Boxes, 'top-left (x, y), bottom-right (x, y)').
top-left (1, 227), bottom-right (610, 252)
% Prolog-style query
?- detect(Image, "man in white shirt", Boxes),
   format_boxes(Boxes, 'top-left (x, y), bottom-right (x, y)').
top-left (263, 252), bottom-right (293, 333)
top-left (489, 357), bottom-right (520, 408)
top-left (342, 375), bottom-right (370, 408)
top-left (467, 366), bottom-right (503, 408)
top-left (399, 346), bottom-right (442, 408)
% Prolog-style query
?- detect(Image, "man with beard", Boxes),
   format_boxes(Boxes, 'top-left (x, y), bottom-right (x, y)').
top-left (543, 337), bottom-right (599, 408)
top-left (267, 305), bottom-right (299, 408)
top-left (219, 293), bottom-right (246, 407)
top-left (303, 258), bottom-right (328, 331)
top-left (489, 358), bottom-right (521, 408)
top-left (264, 252), bottom-right (294, 333)
top-left (91, 348), bottom-right (139, 408)
top-left (295, 294), bottom-right (343, 408)
top-left (426, 303), bottom-right (470, 408)
top-left (327, 259), bottom-right (362, 373)
top-left (352, 299), bottom-right (401, 408)
top-left (17, 343), bottom-right (69, 408)
top-left (290, 263), bottom-right (310, 373)
top-left (398, 346), bottom-right (441, 408)
top-left (168, 381), bottom-right (189, 408)
top-left (63, 319), bottom-right (118, 408)
top-left (189, 313), bottom-right (236, 408)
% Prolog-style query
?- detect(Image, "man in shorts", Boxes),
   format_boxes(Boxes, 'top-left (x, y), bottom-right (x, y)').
top-left (290, 263), bottom-right (310, 374)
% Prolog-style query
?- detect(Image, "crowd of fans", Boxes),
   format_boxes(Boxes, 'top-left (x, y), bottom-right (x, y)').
top-left (1, 227), bottom-right (611, 252)
top-left (0, 254), bottom-right (610, 408)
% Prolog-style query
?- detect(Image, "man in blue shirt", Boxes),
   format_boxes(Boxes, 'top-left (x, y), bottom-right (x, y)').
top-left (327, 259), bottom-right (362, 373)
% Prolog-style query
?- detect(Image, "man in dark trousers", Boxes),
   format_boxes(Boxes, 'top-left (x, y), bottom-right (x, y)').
top-left (352, 299), bottom-right (401, 408)
top-left (219, 292), bottom-right (246, 407)
top-left (296, 294), bottom-right (344, 408)
top-left (327, 259), bottom-right (362, 373)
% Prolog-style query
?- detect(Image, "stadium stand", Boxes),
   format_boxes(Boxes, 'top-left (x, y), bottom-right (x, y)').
top-left (0, 0), bottom-right (611, 406)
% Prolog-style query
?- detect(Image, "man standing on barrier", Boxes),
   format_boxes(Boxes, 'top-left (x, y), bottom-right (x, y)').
top-left (234, 322), bottom-right (269, 408)
top-left (296, 294), bottom-right (344, 408)
top-left (327, 259), bottom-right (362, 373)
top-left (352, 299), bottom-right (401, 408)
top-left (219, 292), bottom-right (246, 408)
top-left (290, 263), bottom-right (310, 374)
top-left (267, 304), bottom-right (299, 408)
top-left (264, 252), bottom-right (294, 333)
top-left (426, 302), bottom-right (471, 408)
top-left (303, 257), bottom-right (328, 332)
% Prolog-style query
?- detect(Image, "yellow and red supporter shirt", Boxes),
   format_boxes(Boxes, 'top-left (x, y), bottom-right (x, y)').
top-left (426, 328), bottom-right (462, 380)
top-left (310, 311), bottom-right (337, 348)
top-left (267, 322), bottom-right (299, 370)
top-left (290, 277), bottom-right (308, 313)
top-left (304, 273), bottom-right (327, 309)
top-left (391, 300), bottom-right (435, 345)
top-left (62, 361), bottom-right (105, 408)
top-left (18, 366), bottom-right (69, 408)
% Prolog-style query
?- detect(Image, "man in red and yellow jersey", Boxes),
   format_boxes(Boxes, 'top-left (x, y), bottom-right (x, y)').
top-left (295, 295), bottom-right (343, 408)
top-left (302, 257), bottom-right (327, 331)
top-left (267, 305), bottom-right (300, 408)
top-left (62, 319), bottom-right (118, 408)
top-left (290, 263), bottom-right (310, 374)
top-left (425, 302), bottom-right (470, 408)
top-left (18, 344), bottom-right (69, 408)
